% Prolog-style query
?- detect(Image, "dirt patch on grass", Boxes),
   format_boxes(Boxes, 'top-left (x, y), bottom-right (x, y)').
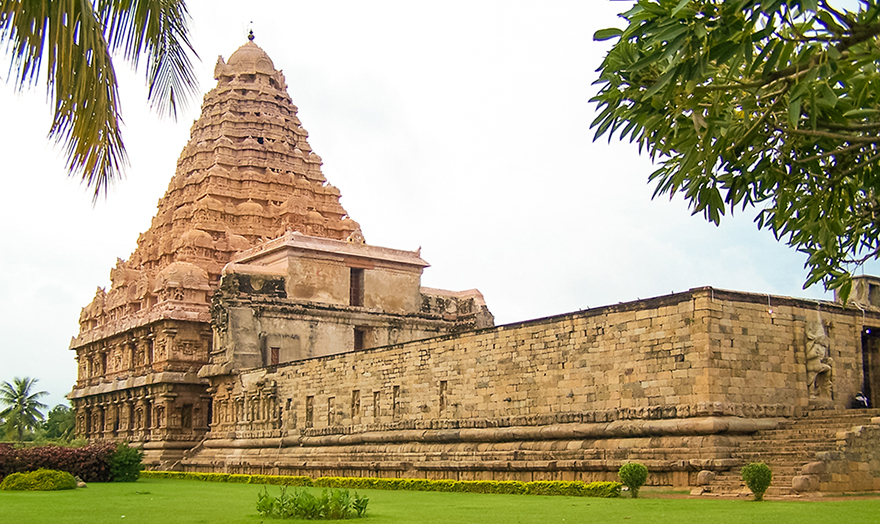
top-left (635, 487), bottom-right (880, 501)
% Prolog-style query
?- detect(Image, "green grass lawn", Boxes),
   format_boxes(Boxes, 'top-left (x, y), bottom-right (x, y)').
top-left (2, 478), bottom-right (879, 524)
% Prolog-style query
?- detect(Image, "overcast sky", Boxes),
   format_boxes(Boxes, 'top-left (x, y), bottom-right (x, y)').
top-left (1, 1), bottom-right (873, 408)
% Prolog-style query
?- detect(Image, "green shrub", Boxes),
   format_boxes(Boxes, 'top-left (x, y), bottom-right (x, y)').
top-left (108, 443), bottom-right (143, 482)
top-left (0, 468), bottom-right (77, 491)
top-left (741, 462), bottom-right (772, 501)
top-left (142, 471), bottom-right (621, 498)
top-left (618, 462), bottom-right (649, 498)
top-left (139, 470), bottom-right (188, 480)
top-left (582, 481), bottom-right (623, 498)
top-left (249, 473), bottom-right (313, 487)
top-left (256, 486), bottom-right (369, 520)
top-left (0, 442), bottom-right (115, 481)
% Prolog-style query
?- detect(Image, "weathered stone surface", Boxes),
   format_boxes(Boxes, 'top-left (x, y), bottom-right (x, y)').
top-left (696, 470), bottom-right (716, 486)
top-left (801, 461), bottom-right (826, 475)
top-left (182, 287), bottom-right (880, 491)
top-left (792, 475), bottom-right (819, 492)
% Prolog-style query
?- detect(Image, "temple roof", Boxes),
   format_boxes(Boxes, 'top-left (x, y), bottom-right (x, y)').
top-left (74, 38), bottom-right (361, 343)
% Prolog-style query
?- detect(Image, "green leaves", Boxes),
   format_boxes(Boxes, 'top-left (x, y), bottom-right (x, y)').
top-left (0, 0), bottom-right (199, 201)
top-left (594, 27), bottom-right (623, 41)
top-left (0, 377), bottom-right (48, 443)
top-left (592, 0), bottom-right (880, 300)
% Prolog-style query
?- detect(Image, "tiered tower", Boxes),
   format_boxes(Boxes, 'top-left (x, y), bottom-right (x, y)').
top-left (69, 37), bottom-right (360, 462)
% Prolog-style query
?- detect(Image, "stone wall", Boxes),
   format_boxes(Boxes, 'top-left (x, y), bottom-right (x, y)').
top-left (817, 419), bottom-right (880, 492)
top-left (234, 288), bottom-right (866, 426)
top-left (183, 287), bottom-right (880, 484)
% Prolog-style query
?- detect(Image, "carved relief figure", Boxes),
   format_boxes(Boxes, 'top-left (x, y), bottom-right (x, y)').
top-left (806, 313), bottom-right (833, 399)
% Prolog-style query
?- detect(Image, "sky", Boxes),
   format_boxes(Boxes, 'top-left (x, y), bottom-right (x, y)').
top-left (0, 0), bottom-right (874, 409)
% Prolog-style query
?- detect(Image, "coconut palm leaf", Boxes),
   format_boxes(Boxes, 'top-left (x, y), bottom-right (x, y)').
top-left (0, 377), bottom-right (49, 443)
top-left (0, 0), bottom-right (198, 201)
top-left (95, 0), bottom-right (198, 116)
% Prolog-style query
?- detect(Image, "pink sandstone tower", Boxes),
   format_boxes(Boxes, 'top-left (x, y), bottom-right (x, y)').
top-left (69, 37), bottom-right (388, 461)
top-left (69, 37), bottom-right (491, 467)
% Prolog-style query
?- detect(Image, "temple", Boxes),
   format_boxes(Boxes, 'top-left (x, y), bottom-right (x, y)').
top-left (68, 38), bottom-right (491, 464)
top-left (70, 39), bottom-right (880, 495)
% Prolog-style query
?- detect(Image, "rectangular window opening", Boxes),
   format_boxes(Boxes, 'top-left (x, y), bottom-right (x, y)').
top-left (350, 268), bottom-right (364, 307)
top-left (354, 328), bottom-right (367, 351)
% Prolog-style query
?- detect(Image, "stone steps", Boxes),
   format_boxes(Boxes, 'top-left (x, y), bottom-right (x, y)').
top-left (701, 410), bottom-right (880, 496)
top-left (706, 466), bottom-right (801, 497)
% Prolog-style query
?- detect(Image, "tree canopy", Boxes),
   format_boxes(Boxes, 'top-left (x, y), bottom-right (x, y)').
top-left (592, 0), bottom-right (880, 299)
top-left (42, 403), bottom-right (75, 441)
top-left (0, 0), bottom-right (199, 200)
top-left (0, 377), bottom-right (48, 443)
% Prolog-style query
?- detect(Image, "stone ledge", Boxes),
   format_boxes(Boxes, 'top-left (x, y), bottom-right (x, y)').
top-left (68, 372), bottom-right (208, 398)
top-left (201, 416), bottom-right (776, 449)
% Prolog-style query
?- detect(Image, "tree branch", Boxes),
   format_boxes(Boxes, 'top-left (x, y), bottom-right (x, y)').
top-left (730, 87), bottom-right (789, 151)
top-left (835, 150), bottom-right (880, 179)
top-left (793, 141), bottom-right (872, 163)
top-left (783, 127), bottom-right (880, 142)
top-left (824, 121), bottom-right (880, 131)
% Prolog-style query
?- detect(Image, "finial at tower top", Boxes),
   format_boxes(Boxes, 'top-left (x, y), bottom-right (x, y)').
top-left (248, 29), bottom-right (255, 41)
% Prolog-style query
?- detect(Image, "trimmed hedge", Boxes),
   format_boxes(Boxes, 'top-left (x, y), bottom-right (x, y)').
top-left (0, 468), bottom-right (77, 491)
top-left (141, 470), bottom-right (312, 486)
top-left (140, 471), bottom-right (621, 498)
top-left (0, 442), bottom-right (143, 482)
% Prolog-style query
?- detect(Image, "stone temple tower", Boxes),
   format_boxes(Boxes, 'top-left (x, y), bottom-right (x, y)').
top-left (68, 36), bottom-right (362, 463)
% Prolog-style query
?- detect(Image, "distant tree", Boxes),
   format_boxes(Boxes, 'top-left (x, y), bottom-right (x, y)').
top-left (0, 377), bottom-right (49, 443)
top-left (0, 0), bottom-right (199, 200)
top-left (592, 0), bottom-right (880, 300)
top-left (43, 404), bottom-right (76, 441)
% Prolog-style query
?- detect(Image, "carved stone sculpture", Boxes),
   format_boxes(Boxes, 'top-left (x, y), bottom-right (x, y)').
top-left (805, 313), bottom-right (833, 399)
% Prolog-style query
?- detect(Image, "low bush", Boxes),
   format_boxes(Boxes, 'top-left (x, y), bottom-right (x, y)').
top-left (0, 468), bottom-right (77, 491)
top-left (741, 463), bottom-right (772, 501)
top-left (108, 442), bottom-right (143, 482)
top-left (256, 486), bottom-right (369, 520)
top-left (618, 462), bottom-right (649, 498)
top-left (0, 442), bottom-right (116, 482)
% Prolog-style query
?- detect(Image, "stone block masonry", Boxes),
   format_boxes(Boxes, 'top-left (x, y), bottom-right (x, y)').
top-left (184, 287), bottom-right (880, 488)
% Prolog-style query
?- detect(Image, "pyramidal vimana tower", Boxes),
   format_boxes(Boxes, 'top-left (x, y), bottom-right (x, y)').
top-left (69, 36), bottom-right (492, 464)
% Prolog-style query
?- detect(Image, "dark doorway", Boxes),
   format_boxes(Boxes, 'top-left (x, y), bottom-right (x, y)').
top-left (860, 328), bottom-right (880, 406)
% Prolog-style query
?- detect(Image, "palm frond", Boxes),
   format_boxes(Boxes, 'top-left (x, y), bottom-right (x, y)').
top-left (95, 0), bottom-right (199, 117)
top-left (1, 0), bottom-right (199, 200)
top-left (1, 0), bottom-right (126, 200)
